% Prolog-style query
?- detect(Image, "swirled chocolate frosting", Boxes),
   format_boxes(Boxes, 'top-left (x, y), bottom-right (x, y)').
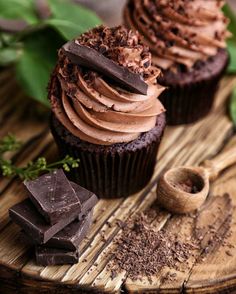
top-left (49, 26), bottom-right (165, 145)
top-left (124, 0), bottom-right (230, 70)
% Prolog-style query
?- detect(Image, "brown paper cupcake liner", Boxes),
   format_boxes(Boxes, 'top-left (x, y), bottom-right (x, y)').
top-left (50, 114), bottom-right (165, 198)
top-left (158, 49), bottom-right (229, 125)
top-left (159, 75), bottom-right (221, 125)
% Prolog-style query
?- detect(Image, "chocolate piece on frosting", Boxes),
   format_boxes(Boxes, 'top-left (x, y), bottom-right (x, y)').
top-left (35, 246), bottom-right (79, 266)
top-left (67, 25), bottom-right (153, 78)
top-left (63, 41), bottom-right (148, 95)
top-left (24, 169), bottom-right (81, 225)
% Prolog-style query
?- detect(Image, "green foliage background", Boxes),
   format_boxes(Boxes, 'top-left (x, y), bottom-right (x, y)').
top-left (0, 0), bottom-right (101, 107)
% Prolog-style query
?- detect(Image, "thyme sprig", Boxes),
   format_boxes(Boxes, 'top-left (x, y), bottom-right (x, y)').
top-left (0, 134), bottom-right (79, 180)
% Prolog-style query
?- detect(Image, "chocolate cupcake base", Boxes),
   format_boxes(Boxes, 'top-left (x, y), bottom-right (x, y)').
top-left (51, 113), bottom-right (166, 199)
top-left (158, 49), bottom-right (229, 125)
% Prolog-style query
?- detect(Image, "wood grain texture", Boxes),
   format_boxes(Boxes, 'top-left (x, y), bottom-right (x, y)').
top-left (0, 69), bottom-right (236, 293)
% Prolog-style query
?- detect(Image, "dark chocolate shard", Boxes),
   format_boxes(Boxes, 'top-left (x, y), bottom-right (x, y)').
top-left (9, 182), bottom-right (98, 244)
top-left (20, 209), bottom-right (93, 250)
top-left (9, 199), bottom-right (79, 244)
top-left (47, 209), bottom-right (93, 250)
top-left (71, 183), bottom-right (98, 220)
top-left (0, 18), bottom-right (28, 33)
top-left (35, 246), bottom-right (79, 266)
top-left (62, 41), bottom-right (148, 95)
top-left (24, 169), bottom-right (81, 225)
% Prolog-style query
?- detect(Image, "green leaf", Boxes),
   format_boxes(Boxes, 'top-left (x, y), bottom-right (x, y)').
top-left (0, 47), bottom-right (22, 66)
top-left (0, 0), bottom-right (38, 24)
top-left (48, 0), bottom-right (102, 39)
top-left (223, 4), bottom-right (236, 33)
top-left (227, 40), bottom-right (236, 74)
top-left (15, 27), bottom-right (64, 107)
top-left (0, 0), bottom-right (102, 107)
top-left (45, 18), bottom-right (88, 40)
top-left (223, 4), bottom-right (236, 74)
top-left (230, 87), bottom-right (236, 127)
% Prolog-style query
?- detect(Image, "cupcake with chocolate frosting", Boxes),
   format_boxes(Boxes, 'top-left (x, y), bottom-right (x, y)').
top-left (124, 0), bottom-right (230, 124)
top-left (49, 25), bottom-right (166, 198)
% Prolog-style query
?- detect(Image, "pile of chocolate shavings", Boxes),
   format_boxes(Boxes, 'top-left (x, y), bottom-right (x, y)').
top-left (109, 195), bottom-right (233, 282)
top-left (76, 25), bottom-right (152, 78)
top-left (108, 212), bottom-right (197, 282)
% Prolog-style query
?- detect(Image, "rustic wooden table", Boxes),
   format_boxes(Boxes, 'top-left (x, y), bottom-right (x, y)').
top-left (1, 2), bottom-right (236, 293)
top-left (0, 69), bottom-right (236, 293)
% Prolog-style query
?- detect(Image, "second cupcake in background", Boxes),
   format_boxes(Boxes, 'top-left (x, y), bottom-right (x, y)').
top-left (49, 26), bottom-right (166, 198)
top-left (124, 0), bottom-right (230, 125)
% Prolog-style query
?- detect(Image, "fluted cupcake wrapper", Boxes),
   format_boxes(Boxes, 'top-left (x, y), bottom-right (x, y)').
top-left (158, 51), bottom-right (229, 125)
top-left (51, 118), bottom-right (164, 198)
top-left (159, 76), bottom-right (220, 125)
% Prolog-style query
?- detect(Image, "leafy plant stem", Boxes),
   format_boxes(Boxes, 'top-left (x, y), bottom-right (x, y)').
top-left (0, 134), bottom-right (79, 180)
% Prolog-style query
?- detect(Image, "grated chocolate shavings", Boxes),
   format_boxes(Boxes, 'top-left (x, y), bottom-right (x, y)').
top-left (75, 25), bottom-right (152, 78)
top-left (108, 211), bottom-right (197, 281)
top-left (108, 194), bottom-right (233, 282)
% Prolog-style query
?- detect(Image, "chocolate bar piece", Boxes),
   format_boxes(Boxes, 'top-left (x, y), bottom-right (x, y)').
top-left (9, 183), bottom-right (97, 244)
top-left (71, 183), bottom-right (98, 220)
top-left (62, 41), bottom-right (148, 95)
top-left (20, 209), bottom-right (93, 250)
top-left (35, 247), bottom-right (79, 266)
top-left (24, 169), bottom-right (81, 225)
top-left (9, 199), bottom-right (79, 244)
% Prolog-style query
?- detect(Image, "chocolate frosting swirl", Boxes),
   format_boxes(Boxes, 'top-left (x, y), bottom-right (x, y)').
top-left (124, 0), bottom-right (230, 70)
top-left (49, 26), bottom-right (165, 145)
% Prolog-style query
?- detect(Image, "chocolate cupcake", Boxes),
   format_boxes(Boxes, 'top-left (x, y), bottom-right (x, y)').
top-left (48, 26), bottom-right (166, 198)
top-left (124, 0), bottom-right (230, 124)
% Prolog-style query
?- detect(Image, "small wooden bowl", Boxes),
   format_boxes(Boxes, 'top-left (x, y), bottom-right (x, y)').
top-left (157, 167), bottom-right (210, 214)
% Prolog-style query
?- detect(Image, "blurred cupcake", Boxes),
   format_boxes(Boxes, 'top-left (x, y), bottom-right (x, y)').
top-left (124, 0), bottom-right (230, 124)
top-left (49, 25), bottom-right (166, 198)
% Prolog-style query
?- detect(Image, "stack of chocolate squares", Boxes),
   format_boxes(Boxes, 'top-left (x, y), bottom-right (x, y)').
top-left (9, 169), bottom-right (98, 266)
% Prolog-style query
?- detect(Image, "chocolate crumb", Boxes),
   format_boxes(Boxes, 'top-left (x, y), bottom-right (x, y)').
top-left (110, 269), bottom-right (117, 280)
top-left (225, 250), bottom-right (233, 257)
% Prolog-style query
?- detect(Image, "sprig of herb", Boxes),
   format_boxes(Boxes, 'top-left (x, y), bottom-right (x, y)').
top-left (0, 133), bottom-right (22, 153)
top-left (0, 134), bottom-right (79, 180)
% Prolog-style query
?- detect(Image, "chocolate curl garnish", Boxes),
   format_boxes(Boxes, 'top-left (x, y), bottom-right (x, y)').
top-left (35, 0), bottom-right (52, 20)
top-left (0, 18), bottom-right (28, 33)
top-left (62, 41), bottom-right (148, 95)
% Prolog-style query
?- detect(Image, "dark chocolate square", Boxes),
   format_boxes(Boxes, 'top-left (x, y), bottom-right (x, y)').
top-left (20, 209), bottom-right (93, 250)
top-left (24, 169), bottom-right (81, 225)
top-left (35, 246), bottom-right (79, 266)
top-left (9, 181), bottom-right (98, 244)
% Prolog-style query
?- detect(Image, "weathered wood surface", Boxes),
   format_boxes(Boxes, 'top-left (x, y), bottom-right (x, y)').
top-left (0, 70), bottom-right (236, 294)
